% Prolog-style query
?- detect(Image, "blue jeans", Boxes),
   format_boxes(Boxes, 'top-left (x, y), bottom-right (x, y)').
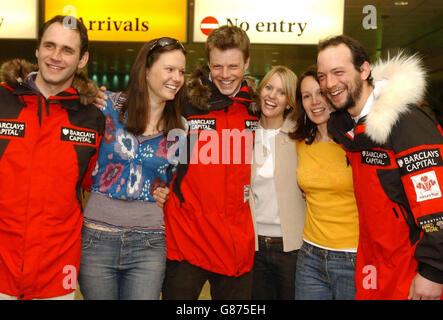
top-left (78, 226), bottom-right (166, 300)
top-left (295, 241), bottom-right (356, 300)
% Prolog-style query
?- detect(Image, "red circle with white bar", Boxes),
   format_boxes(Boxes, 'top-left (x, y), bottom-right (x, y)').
top-left (200, 16), bottom-right (219, 36)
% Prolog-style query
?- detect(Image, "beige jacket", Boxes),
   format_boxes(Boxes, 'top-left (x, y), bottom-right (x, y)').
top-left (250, 118), bottom-right (306, 252)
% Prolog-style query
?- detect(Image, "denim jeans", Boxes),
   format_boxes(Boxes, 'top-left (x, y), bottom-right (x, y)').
top-left (78, 225), bottom-right (166, 300)
top-left (295, 241), bottom-right (356, 300)
top-left (252, 236), bottom-right (298, 300)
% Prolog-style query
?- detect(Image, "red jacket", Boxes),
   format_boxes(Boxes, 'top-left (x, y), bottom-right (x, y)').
top-left (0, 63), bottom-right (104, 299)
top-left (328, 55), bottom-right (443, 299)
top-left (164, 67), bottom-right (259, 276)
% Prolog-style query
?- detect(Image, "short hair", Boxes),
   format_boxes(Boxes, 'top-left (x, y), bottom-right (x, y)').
top-left (257, 65), bottom-right (298, 120)
top-left (205, 25), bottom-right (250, 62)
top-left (318, 35), bottom-right (373, 85)
top-left (38, 15), bottom-right (89, 59)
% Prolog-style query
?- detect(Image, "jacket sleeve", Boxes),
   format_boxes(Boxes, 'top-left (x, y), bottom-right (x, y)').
top-left (391, 106), bottom-right (443, 284)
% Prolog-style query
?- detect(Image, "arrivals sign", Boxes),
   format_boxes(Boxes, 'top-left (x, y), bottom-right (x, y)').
top-left (45, 0), bottom-right (187, 42)
top-left (0, 0), bottom-right (38, 39)
top-left (193, 0), bottom-right (344, 44)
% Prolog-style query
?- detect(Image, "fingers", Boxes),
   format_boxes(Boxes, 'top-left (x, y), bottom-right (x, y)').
top-left (408, 273), bottom-right (443, 300)
top-left (153, 187), bottom-right (170, 208)
top-left (93, 87), bottom-right (108, 108)
top-left (93, 97), bottom-right (107, 108)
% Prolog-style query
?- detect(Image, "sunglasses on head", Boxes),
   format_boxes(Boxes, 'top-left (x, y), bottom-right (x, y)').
top-left (147, 37), bottom-right (185, 57)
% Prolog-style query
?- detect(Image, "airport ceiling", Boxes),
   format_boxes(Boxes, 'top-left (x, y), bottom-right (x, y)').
top-left (1, 0), bottom-right (442, 82)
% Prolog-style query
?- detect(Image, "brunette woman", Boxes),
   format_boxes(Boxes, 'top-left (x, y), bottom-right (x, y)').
top-left (78, 38), bottom-right (186, 300)
top-left (292, 67), bottom-right (359, 300)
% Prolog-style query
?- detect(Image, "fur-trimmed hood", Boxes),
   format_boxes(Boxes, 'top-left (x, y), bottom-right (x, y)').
top-left (0, 58), bottom-right (99, 105)
top-left (364, 53), bottom-right (427, 144)
top-left (186, 64), bottom-right (258, 112)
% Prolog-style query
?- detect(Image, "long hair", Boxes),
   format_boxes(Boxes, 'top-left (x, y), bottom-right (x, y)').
top-left (289, 66), bottom-right (319, 144)
top-left (257, 65), bottom-right (298, 123)
top-left (120, 38), bottom-right (186, 135)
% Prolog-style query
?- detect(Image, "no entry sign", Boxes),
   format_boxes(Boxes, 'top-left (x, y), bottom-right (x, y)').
top-left (200, 16), bottom-right (219, 36)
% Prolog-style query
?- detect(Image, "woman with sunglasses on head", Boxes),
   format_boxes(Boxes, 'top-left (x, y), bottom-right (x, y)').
top-left (291, 67), bottom-right (359, 300)
top-left (249, 66), bottom-right (306, 299)
top-left (78, 37), bottom-right (186, 300)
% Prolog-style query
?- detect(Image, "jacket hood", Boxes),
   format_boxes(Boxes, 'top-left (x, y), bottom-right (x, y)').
top-left (0, 58), bottom-right (99, 105)
top-left (186, 64), bottom-right (258, 112)
top-left (364, 53), bottom-right (427, 144)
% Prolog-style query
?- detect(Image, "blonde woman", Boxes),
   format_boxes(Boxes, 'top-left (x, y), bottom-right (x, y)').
top-left (250, 66), bottom-right (306, 299)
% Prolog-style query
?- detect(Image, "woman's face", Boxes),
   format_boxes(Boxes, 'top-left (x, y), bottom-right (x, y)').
top-left (300, 75), bottom-right (333, 126)
top-left (145, 49), bottom-right (186, 104)
top-left (259, 73), bottom-right (289, 121)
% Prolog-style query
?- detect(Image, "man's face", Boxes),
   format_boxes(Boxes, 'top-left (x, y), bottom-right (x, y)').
top-left (208, 47), bottom-right (249, 97)
top-left (35, 22), bottom-right (88, 92)
top-left (316, 44), bottom-right (364, 113)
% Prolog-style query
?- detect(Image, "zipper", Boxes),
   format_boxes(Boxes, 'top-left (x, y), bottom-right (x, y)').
top-left (21, 96), bottom-right (45, 277)
top-left (224, 105), bottom-right (240, 274)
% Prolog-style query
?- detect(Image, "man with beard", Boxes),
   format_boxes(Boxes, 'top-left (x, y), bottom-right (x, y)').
top-left (317, 35), bottom-right (443, 300)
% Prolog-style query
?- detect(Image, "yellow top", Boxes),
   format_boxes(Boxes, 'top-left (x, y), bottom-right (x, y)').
top-left (296, 140), bottom-right (359, 249)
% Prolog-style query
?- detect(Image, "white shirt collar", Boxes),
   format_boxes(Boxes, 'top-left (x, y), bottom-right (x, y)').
top-left (352, 79), bottom-right (388, 123)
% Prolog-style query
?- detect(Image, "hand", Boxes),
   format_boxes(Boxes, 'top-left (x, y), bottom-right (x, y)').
top-left (93, 86), bottom-right (108, 108)
top-left (152, 186), bottom-right (170, 208)
top-left (408, 273), bottom-right (443, 300)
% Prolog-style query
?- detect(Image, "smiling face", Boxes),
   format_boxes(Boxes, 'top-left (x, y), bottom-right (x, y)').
top-left (35, 22), bottom-right (88, 96)
top-left (300, 75), bottom-right (332, 126)
top-left (259, 73), bottom-right (288, 125)
top-left (317, 43), bottom-right (369, 117)
top-left (208, 47), bottom-right (249, 97)
top-left (145, 49), bottom-right (186, 104)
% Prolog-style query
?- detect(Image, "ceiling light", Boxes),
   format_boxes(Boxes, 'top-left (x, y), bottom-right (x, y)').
top-left (394, 1), bottom-right (408, 6)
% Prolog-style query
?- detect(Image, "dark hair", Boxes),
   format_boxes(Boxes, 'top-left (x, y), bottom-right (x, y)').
top-left (205, 25), bottom-right (250, 62)
top-left (318, 35), bottom-right (373, 85)
top-left (289, 66), bottom-right (320, 144)
top-left (38, 15), bottom-right (89, 59)
top-left (120, 38), bottom-right (186, 136)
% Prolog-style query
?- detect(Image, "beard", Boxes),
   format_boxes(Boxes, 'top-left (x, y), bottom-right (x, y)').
top-left (328, 74), bottom-right (363, 112)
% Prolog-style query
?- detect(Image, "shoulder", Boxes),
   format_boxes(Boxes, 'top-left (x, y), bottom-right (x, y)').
top-left (101, 91), bottom-right (125, 114)
top-left (390, 104), bottom-right (443, 151)
top-left (0, 83), bottom-right (16, 99)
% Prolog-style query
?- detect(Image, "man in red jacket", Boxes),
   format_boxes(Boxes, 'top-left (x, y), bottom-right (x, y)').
top-left (0, 15), bottom-right (104, 300)
top-left (318, 35), bottom-right (443, 299)
top-left (161, 26), bottom-right (259, 299)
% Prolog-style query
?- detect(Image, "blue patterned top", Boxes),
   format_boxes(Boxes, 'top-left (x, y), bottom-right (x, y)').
top-left (90, 92), bottom-right (180, 202)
